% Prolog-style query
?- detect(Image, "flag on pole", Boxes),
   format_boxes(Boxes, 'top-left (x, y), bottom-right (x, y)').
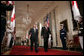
top-left (8, 1), bottom-right (15, 29)
top-left (72, 1), bottom-right (81, 21)
top-left (46, 15), bottom-right (49, 27)
top-left (10, 5), bottom-right (15, 28)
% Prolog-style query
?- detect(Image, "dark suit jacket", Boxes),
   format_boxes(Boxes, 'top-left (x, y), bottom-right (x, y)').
top-left (60, 28), bottom-right (67, 39)
top-left (29, 28), bottom-right (38, 41)
top-left (41, 27), bottom-right (51, 39)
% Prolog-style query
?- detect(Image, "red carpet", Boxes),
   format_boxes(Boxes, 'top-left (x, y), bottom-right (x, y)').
top-left (9, 46), bottom-right (83, 55)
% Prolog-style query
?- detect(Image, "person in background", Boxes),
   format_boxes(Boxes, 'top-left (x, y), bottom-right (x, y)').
top-left (29, 23), bottom-right (38, 53)
top-left (1, 1), bottom-right (13, 44)
top-left (78, 16), bottom-right (83, 50)
top-left (60, 24), bottom-right (67, 50)
top-left (6, 20), bottom-right (14, 49)
top-left (25, 32), bottom-right (29, 46)
top-left (21, 36), bottom-right (26, 46)
top-left (9, 25), bottom-right (16, 48)
top-left (41, 21), bottom-right (51, 52)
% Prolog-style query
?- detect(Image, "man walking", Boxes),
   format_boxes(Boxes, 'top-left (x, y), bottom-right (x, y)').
top-left (29, 23), bottom-right (38, 53)
top-left (41, 21), bottom-right (51, 52)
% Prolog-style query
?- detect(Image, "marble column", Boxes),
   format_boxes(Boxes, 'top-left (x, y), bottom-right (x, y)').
top-left (50, 11), bottom-right (57, 47)
top-left (55, 7), bottom-right (62, 47)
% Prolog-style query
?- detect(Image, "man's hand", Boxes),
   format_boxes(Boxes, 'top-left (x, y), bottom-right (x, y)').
top-left (28, 35), bottom-right (31, 39)
top-left (64, 37), bottom-right (66, 39)
top-left (49, 34), bottom-right (51, 37)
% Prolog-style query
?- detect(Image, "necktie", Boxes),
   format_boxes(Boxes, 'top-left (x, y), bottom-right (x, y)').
top-left (46, 27), bottom-right (48, 31)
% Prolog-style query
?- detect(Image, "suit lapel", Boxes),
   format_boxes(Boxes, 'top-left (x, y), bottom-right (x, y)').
top-left (45, 27), bottom-right (48, 31)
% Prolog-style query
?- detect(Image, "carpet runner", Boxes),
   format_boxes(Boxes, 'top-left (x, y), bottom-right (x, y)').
top-left (9, 46), bottom-right (83, 55)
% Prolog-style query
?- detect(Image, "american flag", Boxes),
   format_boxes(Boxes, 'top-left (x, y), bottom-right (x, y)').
top-left (46, 15), bottom-right (49, 27)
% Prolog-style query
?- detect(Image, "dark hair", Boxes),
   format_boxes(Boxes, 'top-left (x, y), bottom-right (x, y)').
top-left (44, 21), bottom-right (47, 24)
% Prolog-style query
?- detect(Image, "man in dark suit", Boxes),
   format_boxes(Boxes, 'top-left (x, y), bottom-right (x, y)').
top-left (1, 1), bottom-right (13, 44)
top-left (60, 24), bottom-right (67, 50)
top-left (29, 23), bottom-right (38, 53)
top-left (41, 21), bottom-right (51, 52)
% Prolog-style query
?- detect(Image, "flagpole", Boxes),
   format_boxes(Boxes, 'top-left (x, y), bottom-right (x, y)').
top-left (13, 2), bottom-right (16, 44)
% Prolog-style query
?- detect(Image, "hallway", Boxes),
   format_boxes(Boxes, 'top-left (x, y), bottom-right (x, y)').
top-left (1, 1), bottom-right (83, 55)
